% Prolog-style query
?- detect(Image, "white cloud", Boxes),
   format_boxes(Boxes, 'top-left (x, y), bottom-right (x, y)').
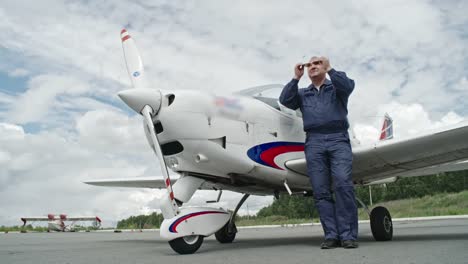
top-left (76, 109), bottom-right (149, 156)
top-left (8, 68), bottom-right (29, 77)
top-left (6, 74), bottom-right (90, 123)
top-left (353, 101), bottom-right (465, 145)
top-left (455, 76), bottom-right (468, 91)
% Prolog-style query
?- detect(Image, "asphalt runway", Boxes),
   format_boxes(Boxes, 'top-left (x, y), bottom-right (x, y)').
top-left (1, 219), bottom-right (468, 264)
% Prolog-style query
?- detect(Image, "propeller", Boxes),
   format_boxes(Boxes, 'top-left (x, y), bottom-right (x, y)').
top-left (118, 29), bottom-right (179, 218)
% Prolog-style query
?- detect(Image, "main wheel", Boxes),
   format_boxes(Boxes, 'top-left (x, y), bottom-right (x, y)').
top-left (370, 206), bottom-right (393, 241)
top-left (215, 222), bottom-right (237, 243)
top-left (168, 235), bottom-right (204, 254)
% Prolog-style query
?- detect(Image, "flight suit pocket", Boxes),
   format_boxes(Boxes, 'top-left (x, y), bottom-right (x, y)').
top-left (302, 93), bottom-right (317, 108)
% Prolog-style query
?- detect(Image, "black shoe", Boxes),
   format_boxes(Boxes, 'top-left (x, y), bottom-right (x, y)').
top-left (320, 239), bottom-right (341, 249)
top-left (342, 240), bottom-right (359, 249)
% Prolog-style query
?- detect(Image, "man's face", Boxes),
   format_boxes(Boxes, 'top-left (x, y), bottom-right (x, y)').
top-left (307, 57), bottom-right (326, 79)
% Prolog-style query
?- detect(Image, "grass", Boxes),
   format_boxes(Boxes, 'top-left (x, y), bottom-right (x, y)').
top-left (358, 190), bottom-right (468, 220)
top-left (237, 190), bottom-right (468, 226)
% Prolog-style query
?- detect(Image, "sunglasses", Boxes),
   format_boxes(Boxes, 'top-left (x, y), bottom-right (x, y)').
top-left (302, 60), bottom-right (323, 68)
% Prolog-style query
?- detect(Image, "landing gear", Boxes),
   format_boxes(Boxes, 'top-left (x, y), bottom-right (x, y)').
top-left (168, 235), bottom-right (204, 255)
top-left (356, 198), bottom-right (393, 241)
top-left (370, 206), bottom-right (393, 241)
top-left (215, 193), bottom-right (249, 244)
top-left (215, 222), bottom-right (237, 243)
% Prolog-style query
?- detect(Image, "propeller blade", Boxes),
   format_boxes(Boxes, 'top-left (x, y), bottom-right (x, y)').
top-left (121, 28), bottom-right (147, 89)
top-left (142, 105), bottom-right (179, 217)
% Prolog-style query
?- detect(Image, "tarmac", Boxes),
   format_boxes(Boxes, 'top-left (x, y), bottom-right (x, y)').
top-left (1, 217), bottom-right (468, 264)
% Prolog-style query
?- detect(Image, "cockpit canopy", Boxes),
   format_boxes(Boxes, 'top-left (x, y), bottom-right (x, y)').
top-left (236, 84), bottom-right (302, 117)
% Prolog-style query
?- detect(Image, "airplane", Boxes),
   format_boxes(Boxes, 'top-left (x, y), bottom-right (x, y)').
top-left (85, 29), bottom-right (468, 254)
top-left (21, 214), bottom-right (102, 232)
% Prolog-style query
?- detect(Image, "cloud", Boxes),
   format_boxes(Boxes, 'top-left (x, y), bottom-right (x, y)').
top-left (455, 76), bottom-right (468, 91)
top-left (76, 109), bottom-right (149, 156)
top-left (353, 101), bottom-right (464, 145)
top-left (0, 120), bottom-right (158, 225)
top-left (6, 74), bottom-right (90, 124)
top-left (8, 68), bottom-right (29, 77)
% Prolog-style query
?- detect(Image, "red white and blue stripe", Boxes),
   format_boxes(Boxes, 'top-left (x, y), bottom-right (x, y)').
top-left (247, 142), bottom-right (304, 170)
top-left (169, 211), bottom-right (228, 233)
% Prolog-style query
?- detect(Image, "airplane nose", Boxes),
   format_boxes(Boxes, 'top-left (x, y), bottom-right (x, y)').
top-left (118, 89), bottom-right (162, 115)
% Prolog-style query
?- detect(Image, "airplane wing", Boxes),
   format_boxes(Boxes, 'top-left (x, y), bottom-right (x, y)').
top-left (84, 177), bottom-right (215, 190)
top-left (65, 216), bottom-right (102, 222)
top-left (84, 177), bottom-right (173, 188)
top-left (20, 217), bottom-right (50, 222)
top-left (285, 121), bottom-right (468, 184)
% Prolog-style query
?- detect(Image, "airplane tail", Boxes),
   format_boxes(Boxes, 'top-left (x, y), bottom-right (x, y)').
top-left (379, 113), bottom-right (393, 141)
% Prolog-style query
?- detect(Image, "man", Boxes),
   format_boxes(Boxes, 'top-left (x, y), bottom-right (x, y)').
top-left (279, 56), bottom-right (358, 249)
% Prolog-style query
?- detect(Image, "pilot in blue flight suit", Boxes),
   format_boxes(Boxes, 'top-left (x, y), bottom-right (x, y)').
top-left (279, 56), bottom-right (358, 249)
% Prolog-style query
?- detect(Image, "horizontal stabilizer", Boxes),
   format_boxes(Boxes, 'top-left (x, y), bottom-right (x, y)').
top-left (84, 177), bottom-right (174, 189)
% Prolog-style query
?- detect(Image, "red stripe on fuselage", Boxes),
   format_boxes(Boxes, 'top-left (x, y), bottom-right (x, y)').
top-left (260, 145), bottom-right (305, 170)
top-left (169, 211), bottom-right (227, 233)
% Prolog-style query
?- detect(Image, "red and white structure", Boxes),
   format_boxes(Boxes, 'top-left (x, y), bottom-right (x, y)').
top-left (21, 214), bottom-right (101, 232)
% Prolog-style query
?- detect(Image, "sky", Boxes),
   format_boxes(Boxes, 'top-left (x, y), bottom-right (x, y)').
top-left (0, 0), bottom-right (467, 227)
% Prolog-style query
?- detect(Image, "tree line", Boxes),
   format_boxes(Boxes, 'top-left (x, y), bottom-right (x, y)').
top-left (117, 171), bottom-right (468, 228)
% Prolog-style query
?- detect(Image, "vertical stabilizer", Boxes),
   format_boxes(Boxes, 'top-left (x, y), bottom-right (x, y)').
top-left (379, 113), bottom-right (393, 141)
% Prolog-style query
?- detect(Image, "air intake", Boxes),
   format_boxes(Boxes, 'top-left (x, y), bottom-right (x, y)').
top-left (161, 141), bottom-right (184, 155)
top-left (154, 121), bottom-right (163, 134)
top-left (209, 136), bottom-right (226, 149)
top-left (166, 94), bottom-right (175, 106)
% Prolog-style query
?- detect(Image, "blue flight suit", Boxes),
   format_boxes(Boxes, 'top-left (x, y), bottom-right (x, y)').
top-left (279, 69), bottom-right (358, 241)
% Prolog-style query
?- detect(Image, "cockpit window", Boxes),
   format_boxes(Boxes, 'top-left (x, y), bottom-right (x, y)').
top-left (236, 84), bottom-right (302, 117)
top-left (235, 84), bottom-right (284, 98)
top-left (253, 96), bottom-right (281, 110)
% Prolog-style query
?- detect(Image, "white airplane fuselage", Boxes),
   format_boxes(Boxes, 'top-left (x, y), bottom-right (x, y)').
top-left (48, 220), bottom-right (66, 232)
top-left (154, 89), bottom-right (346, 194)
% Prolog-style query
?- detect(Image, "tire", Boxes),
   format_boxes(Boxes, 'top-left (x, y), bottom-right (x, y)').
top-left (370, 206), bottom-right (393, 241)
top-left (215, 223), bottom-right (237, 243)
top-left (168, 235), bottom-right (204, 254)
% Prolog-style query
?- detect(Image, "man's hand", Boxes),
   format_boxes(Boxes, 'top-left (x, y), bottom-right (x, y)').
top-left (294, 63), bottom-right (304, 80)
top-left (320, 57), bottom-right (332, 72)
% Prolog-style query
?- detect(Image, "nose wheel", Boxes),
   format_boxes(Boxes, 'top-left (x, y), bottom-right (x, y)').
top-left (215, 193), bottom-right (249, 244)
top-left (168, 235), bottom-right (204, 255)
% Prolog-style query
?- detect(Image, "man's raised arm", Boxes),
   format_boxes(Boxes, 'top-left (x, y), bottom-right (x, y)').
top-left (279, 63), bottom-right (304, 110)
top-left (279, 79), bottom-right (301, 110)
top-left (320, 57), bottom-right (354, 98)
top-left (328, 69), bottom-right (354, 97)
